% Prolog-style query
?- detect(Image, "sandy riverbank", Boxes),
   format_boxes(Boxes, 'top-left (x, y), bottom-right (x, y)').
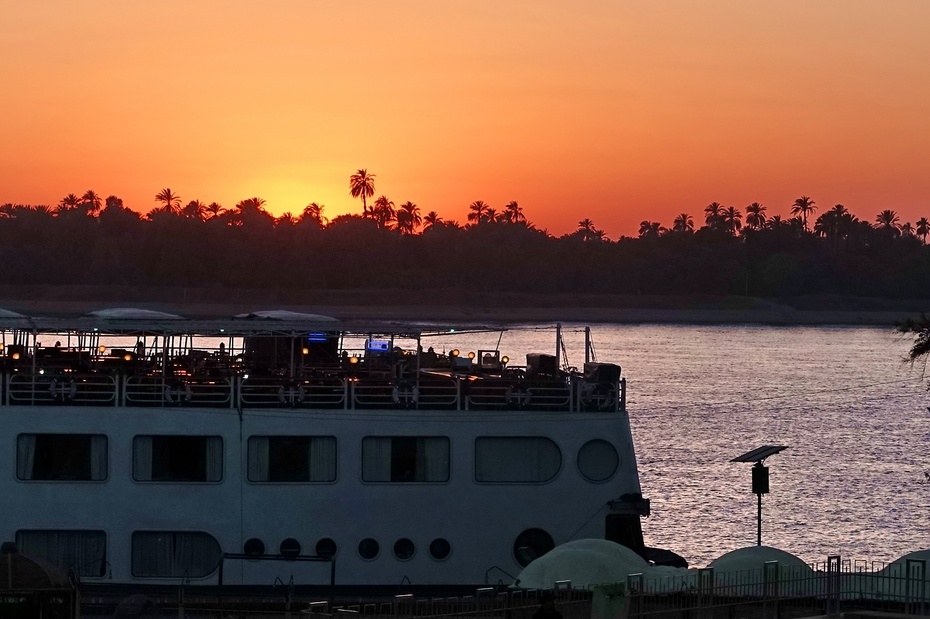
top-left (0, 285), bottom-right (926, 326)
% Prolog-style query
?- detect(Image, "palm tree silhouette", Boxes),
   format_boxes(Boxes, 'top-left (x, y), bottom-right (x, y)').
top-left (503, 201), bottom-right (526, 224)
top-left (232, 197), bottom-right (272, 227)
top-left (182, 200), bottom-right (207, 220)
top-left (704, 202), bottom-right (725, 228)
top-left (155, 188), bottom-right (182, 215)
top-left (467, 201), bottom-right (489, 225)
top-left (917, 217), bottom-right (930, 244)
top-left (204, 202), bottom-right (225, 220)
top-left (790, 196), bottom-right (817, 231)
top-left (57, 193), bottom-right (82, 212)
top-left (423, 211), bottom-right (443, 231)
top-left (81, 190), bottom-right (102, 216)
top-left (349, 169), bottom-right (376, 218)
top-left (874, 209), bottom-right (901, 235)
top-left (301, 202), bottom-right (327, 226)
top-left (745, 203), bottom-right (766, 230)
top-left (722, 206), bottom-right (743, 234)
top-left (395, 201), bottom-right (421, 234)
top-left (638, 221), bottom-right (663, 239)
top-left (371, 195), bottom-right (395, 229)
top-left (275, 212), bottom-right (298, 226)
top-left (672, 213), bottom-right (694, 233)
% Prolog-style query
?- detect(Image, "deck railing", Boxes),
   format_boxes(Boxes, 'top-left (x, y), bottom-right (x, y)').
top-left (0, 371), bottom-right (626, 414)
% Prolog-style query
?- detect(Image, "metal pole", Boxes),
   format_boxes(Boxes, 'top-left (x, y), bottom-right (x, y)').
top-left (584, 327), bottom-right (590, 365)
top-left (757, 492), bottom-right (762, 546)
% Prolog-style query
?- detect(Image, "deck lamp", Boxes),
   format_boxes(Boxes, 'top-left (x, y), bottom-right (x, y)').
top-left (731, 445), bottom-right (788, 546)
top-left (468, 351), bottom-right (476, 360)
top-left (450, 349), bottom-right (459, 357)
top-left (302, 347), bottom-right (309, 355)
top-left (97, 345), bottom-right (107, 354)
top-left (501, 356), bottom-right (509, 365)
top-left (349, 355), bottom-right (359, 364)
top-left (11, 352), bottom-right (20, 360)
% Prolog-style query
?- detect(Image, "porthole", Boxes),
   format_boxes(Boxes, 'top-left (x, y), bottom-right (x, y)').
top-left (393, 538), bottom-right (415, 561)
top-left (316, 537), bottom-right (337, 559)
top-left (358, 538), bottom-right (380, 560)
top-left (577, 439), bottom-right (620, 482)
top-left (513, 528), bottom-right (554, 567)
top-left (243, 538), bottom-right (265, 558)
top-left (428, 538), bottom-right (451, 561)
top-left (280, 538), bottom-right (301, 558)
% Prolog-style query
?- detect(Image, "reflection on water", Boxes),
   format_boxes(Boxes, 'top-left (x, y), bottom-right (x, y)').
top-left (428, 323), bottom-right (929, 566)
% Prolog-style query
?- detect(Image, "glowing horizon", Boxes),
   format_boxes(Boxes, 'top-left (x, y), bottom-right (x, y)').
top-left (2, 1), bottom-right (929, 237)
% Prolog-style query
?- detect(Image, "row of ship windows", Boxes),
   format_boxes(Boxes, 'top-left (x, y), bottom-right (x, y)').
top-left (14, 434), bottom-right (621, 484)
top-left (13, 527), bottom-right (555, 578)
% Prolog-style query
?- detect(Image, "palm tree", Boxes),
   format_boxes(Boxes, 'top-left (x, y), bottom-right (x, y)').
top-left (503, 201), bottom-right (525, 224)
top-left (704, 202), bottom-right (724, 228)
top-left (874, 209), bottom-right (900, 232)
top-left (276, 212), bottom-right (298, 226)
top-left (81, 190), bottom-right (102, 215)
top-left (155, 188), bottom-right (182, 215)
top-left (901, 222), bottom-right (915, 237)
top-left (231, 197), bottom-right (272, 227)
top-left (790, 196), bottom-right (816, 231)
top-left (204, 202), bottom-right (225, 220)
top-left (722, 206), bottom-right (742, 234)
top-left (349, 169), bottom-right (376, 218)
top-left (57, 193), bottom-right (82, 212)
top-left (467, 201), bottom-right (489, 225)
top-left (395, 201), bottom-right (422, 235)
top-left (182, 200), bottom-right (207, 220)
top-left (744, 203), bottom-right (767, 230)
top-left (638, 221), bottom-right (663, 239)
top-left (370, 195), bottom-right (395, 229)
top-left (301, 202), bottom-right (326, 226)
top-left (484, 207), bottom-right (499, 223)
top-left (423, 211), bottom-right (443, 231)
top-left (672, 213), bottom-right (694, 233)
top-left (104, 195), bottom-right (124, 210)
top-left (916, 217), bottom-right (930, 244)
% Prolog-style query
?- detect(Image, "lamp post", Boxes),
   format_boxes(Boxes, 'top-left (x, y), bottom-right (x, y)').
top-left (731, 445), bottom-right (788, 546)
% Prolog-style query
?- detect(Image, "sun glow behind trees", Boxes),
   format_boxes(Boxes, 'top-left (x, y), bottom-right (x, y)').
top-left (1, 2), bottom-right (929, 236)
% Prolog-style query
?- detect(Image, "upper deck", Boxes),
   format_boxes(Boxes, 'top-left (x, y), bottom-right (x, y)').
top-left (0, 309), bottom-right (625, 413)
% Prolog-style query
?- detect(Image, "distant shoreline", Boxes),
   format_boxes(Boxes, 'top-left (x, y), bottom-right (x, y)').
top-left (0, 285), bottom-right (925, 327)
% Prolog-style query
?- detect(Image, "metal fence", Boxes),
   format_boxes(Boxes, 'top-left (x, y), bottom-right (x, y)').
top-left (77, 557), bottom-right (930, 619)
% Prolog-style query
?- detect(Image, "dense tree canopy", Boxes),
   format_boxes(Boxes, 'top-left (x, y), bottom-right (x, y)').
top-left (2, 190), bottom-right (929, 301)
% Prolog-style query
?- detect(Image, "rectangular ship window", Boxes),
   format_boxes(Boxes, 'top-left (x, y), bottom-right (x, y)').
top-left (16, 530), bottom-right (107, 577)
top-left (361, 436), bottom-right (449, 482)
top-left (247, 436), bottom-right (337, 482)
top-left (131, 531), bottom-right (221, 578)
top-left (16, 434), bottom-right (107, 481)
top-left (475, 436), bottom-right (562, 483)
top-left (133, 435), bottom-right (223, 482)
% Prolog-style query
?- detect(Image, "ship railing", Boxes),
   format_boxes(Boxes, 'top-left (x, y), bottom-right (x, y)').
top-left (7, 372), bottom-right (118, 406)
top-left (465, 377), bottom-right (572, 411)
top-left (124, 376), bottom-right (233, 407)
top-left (239, 376), bottom-right (347, 409)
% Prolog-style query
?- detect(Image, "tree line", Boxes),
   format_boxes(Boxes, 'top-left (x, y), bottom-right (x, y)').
top-left (1, 175), bottom-right (929, 300)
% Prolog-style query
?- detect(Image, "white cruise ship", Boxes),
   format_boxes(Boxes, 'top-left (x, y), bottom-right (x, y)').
top-left (0, 308), bottom-right (651, 587)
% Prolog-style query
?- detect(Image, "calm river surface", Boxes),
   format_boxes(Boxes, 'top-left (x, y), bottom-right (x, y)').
top-left (425, 323), bottom-right (929, 568)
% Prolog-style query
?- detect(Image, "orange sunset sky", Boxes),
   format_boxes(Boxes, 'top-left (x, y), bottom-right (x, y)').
top-left (2, 1), bottom-right (929, 237)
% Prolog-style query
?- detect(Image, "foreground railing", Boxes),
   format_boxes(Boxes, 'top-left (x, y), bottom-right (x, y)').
top-left (0, 371), bottom-right (627, 414)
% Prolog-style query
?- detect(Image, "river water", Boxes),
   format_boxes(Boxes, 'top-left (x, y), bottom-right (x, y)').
top-left (423, 323), bottom-right (930, 568)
